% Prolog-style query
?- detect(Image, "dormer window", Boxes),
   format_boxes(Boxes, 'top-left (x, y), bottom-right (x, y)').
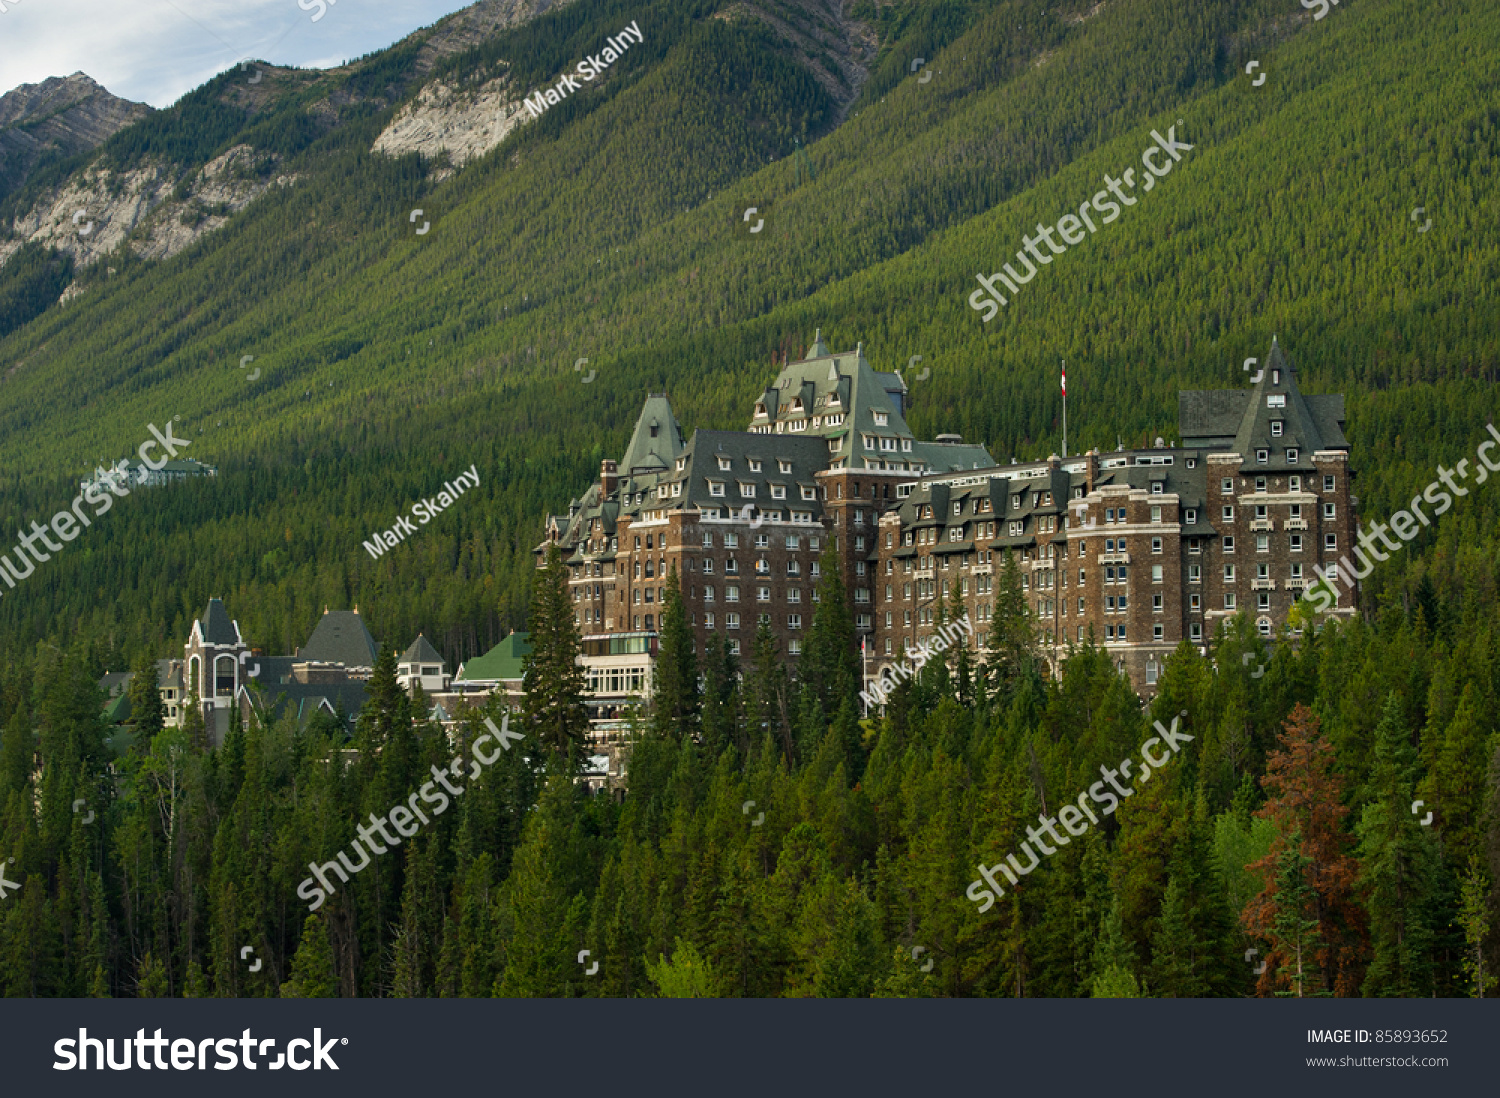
top-left (901, 439), bottom-right (912, 452)
top-left (874, 411), bottom-right (889, 426)
top-left (749, 459), bottom-right (762, 472)
top-left (1256, 449), bottom-right (1269, 464)
top-left (1286, 448), bottom-right (1299, 463)
top-left (754, 402), bottom-right (767, 418)
top-left (778, 460), bottom-right (792, 474)
top-left (1267, 394), bottom-right (1286, 408)
top-left (739, 482), bottom-right (756, 498)
top-left (718, 456), bottom-right (732, 471)
top-left (1270, 420), bottom-right (1283, 437)
top-left (1272, 369), bottom-right (1281, 384)
top-left (675, 458), bottom-right (686, 472)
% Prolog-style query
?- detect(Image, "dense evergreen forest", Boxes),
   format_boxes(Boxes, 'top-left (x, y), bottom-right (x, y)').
top-left (0, 539), bottom-right (1496, 997)
top-left (0, 0), bottom-right (1497, 995)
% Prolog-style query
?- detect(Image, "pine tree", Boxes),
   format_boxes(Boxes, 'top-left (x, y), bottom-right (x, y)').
top-left (983, 550), bottom-right (1035, 705)
top-left (521, 544), bottom-right (589, 765)
top-left (280, 914), bottom-right (338, 997)
top-left (1456, 856), bottom-right (1495, 998)
top-left (1243, 705), bottom-right (1367, 997)
top-left (127, 652), bottom-right (166, 742)
top-left (1266, 838), bottom-right (1328, 998)
top-left (1357, 695), bottom-right (1442, 997)
top-left (651, 566), bottom-right (700, 742)
top-left (802, 541), bottom-right (858, 716)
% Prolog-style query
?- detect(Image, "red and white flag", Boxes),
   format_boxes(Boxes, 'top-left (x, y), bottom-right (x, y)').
top-left (1061, 362), bottom-right (1067, 396)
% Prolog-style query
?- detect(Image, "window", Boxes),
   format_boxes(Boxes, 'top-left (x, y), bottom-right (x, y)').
top-left (1257, 592), bottom-right (1271, 611)
top-left (1106, 539), bottom-right (1115, 553)
top-left (1325, 533), bottom-right (1338, 550)
top-left (1106, 625), bottom-right (1115, 640)
top-left (1078, 598), bottom-right (1085, 614)
top-left (1106, 508), bottom-right (1115, 523)
top-left (1151, 482), bottom-right (1163, 495)
top-left (1223, 536), bottom-right (1235, 553)
top-left (1152, 564), bottom-right (1163, 582)
top-left (788, 588), bottom-right (801, 603)
top-left (788, 614), bottom-right (802, 630)
top-left (1268, 394), bottom-right (1286, 408)
top-left (788, 639), bottom-right (801, 655)
top-left (1152, 594), bottom-right (1163, 611)
top-left (778, 460), bottom-right (792, 474)
top-left (1257, 534), bottom-right (1269, 552)
top-left (1151, 537), bottom-right (1162, 554)
top-left (1290, 475), bottom-right (1301, 491)
top-left (709, 480), bottom-right (725, 497)
top-left (1223, 506), bottom-right (1234, 522)
top-left (1286, 449), bottom-right (1298, 463)
top-left (1185, 508), bottom-right (1196, 524)
top-left (1153, 624), bottom-right (1164, 641)
top-left (729, 639), bottom-right (741, 656)
top-left (1323, 475), bottom-right (1336, 492)
top-left (770, 484), bottom-right (786, 500)
top-left (725, 533), bottom-right (739, 549)
top-left (704, 586), bottom-right (715, 602)
top-left (1291, 563), bottom-right (1304, 580)
top-left (1224, 593), bottom-right (1237, 610)
top-left (1190, 593), bottom-right (1201, 610)
top-left (1146, 660), bottom-right (1159, 685)
top-left (1323, 502), bottom-right (1336, 520)
top-left (1118, 626), bottom-right (1126, 641)
top-left (1290, 533), bottom-right (1303, 552)
top-left (1224, 564), bottom-right (1236, 582)
top-left (726, 585), bottom-right (740, 602)
top-left (1078, 569), bottom-right (1086, 585)
top-left (1256, 449), bottom-right (1268, 464)
top-left (718, 456), bottom-right (732, 471)
top-left (1151, 505), bottom-right (1162, 523)
top-left (1186, 458), bottom-right (1197, 469)
top-left (1271, 420), bottom-right (1283, 437)
top-left (1255, 477), bottom-right (1267, 494)
top-left (1106, 596), bottom-right (1116, 611)
top-left (1190, 622), bottom-right (1202, 641)
top-left (757, 586), bottom-right (770, 601)
top-left (1222, 478), bottom-right (1234, 494)
top-left (726, 612), bottom-right (740, 629)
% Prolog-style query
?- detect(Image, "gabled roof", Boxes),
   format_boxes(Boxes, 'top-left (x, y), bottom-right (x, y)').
top-left (619, 394), bottom-right (686, 476)
top-left (456, 632), bottom-right (532, 682)
top-left (196, 598), bottom-right (240, 646)
top-left (1180, 339), bottom-right (1348, 469)
top-left (297, 609), bottom-right (380, 668)
top-left (400, 634), bottom-right (445, 666)
top-left (243, 680), bottom-right (368, 729)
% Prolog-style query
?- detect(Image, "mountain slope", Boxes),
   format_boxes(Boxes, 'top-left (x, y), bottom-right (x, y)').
top-left (0, 0), bottom-right (1494, 669)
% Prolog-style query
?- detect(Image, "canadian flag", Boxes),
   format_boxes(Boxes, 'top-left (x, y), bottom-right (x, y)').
top-left (1061, 362), bottom-right (1067, 396)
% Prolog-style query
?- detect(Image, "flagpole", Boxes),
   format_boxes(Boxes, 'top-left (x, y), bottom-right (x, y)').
top-left (1061, 360), bottom-right (1068, 457)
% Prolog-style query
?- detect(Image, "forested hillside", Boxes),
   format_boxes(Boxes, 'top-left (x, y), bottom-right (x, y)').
top-left (0, 0), bottom-right (1497, 997)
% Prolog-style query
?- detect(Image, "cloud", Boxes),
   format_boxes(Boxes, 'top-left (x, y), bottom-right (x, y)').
top-left (0, 0), bottom-right (477, 107)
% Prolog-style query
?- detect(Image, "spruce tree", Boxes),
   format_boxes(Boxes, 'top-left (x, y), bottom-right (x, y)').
top-left (651, 566), bottom-right (700, 742)
top-left (280, 914), bottom-right (338, 997)
top-left (984, 550), bottom-right (1035, 705)
top-left (802, 541), bottom-right (858, 716)
top-left (127, 652), bottom-right (166, 742)
top-left (521, 544), bottom-right (589, 765)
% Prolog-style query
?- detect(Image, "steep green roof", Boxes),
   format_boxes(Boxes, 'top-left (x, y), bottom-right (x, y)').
top-left (456, 632), bottom-right (532, 682)
top-left (298, 609), bottom-right (380, 668)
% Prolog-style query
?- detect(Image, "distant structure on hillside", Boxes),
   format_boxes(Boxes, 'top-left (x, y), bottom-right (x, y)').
top-left (83, 457), bottom-right (216, 492)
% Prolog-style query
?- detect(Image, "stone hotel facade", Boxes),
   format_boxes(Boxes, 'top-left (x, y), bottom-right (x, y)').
top-left (538, 334), bottom-right (1356, 708)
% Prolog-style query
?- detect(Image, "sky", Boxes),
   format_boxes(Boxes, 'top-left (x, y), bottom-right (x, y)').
top-left (0, 0), bottom-right (478, 107)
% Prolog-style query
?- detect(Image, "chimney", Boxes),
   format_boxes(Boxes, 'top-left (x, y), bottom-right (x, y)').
top-left (600, 459), bottom-right (618, 499)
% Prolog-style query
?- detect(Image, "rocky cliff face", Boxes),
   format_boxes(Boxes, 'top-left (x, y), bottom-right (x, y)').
top-left (0, 73), bottom-right (149, 202)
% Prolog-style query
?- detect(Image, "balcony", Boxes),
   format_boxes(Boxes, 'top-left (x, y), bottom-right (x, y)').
top-left (1032, 558), bottom-right (1057, 570)
top-left (1285, 518), bottom-right (1307, 530)
top-left (972, 564), bottom-right (993, 576)
top-left (1097, 552), bottom-right (1130, 566)
top-left (1250, 518), bottom-right (1274, 532)
top-left (1251, 578), bottom-right (1276, 591)
top-left (915, 569), bottom-right (935, 581)
top-left (1285, 579), bottom-right (1307, 593)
